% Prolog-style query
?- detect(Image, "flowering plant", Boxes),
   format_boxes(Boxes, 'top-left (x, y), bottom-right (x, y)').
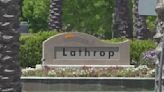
top-left (22, 65), bottom-right (155, 77)
top-left (140, 50), bottom-right (157, 68)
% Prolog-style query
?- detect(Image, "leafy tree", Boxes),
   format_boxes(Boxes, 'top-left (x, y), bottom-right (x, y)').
top-left (22, 0), bottom-right (50, 32)
top-left (22, 0), bottom-right (114, 38)
top-left (62, 0), bottom-right (114, 38)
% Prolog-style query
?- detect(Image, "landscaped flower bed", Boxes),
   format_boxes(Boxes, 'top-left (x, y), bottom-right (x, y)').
top-left (22, 65), bottom-right (155, 77)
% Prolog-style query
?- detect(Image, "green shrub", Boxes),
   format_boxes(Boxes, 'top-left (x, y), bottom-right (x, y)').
top-left (20, 31), bottom-right (58, 68)
top-left (146, 16), bottom-right (156, 31)
top-left (130, 39), bottom-right (156, 65)
top-left (20, 32), bottom-right (156, 67)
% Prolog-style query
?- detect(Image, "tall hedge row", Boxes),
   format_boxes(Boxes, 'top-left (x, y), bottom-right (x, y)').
top-left (20, 32), bottom-right (57, 67)
top-left (20, 32), bottom-right (156, 68)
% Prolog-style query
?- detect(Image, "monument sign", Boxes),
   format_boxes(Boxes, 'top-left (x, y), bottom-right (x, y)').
top-left (42, 32), bottom-right (130, 65)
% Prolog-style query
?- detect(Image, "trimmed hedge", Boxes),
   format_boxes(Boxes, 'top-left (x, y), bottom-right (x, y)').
top-left (20, 32), bottom-right (156, 68)
top-left (20, 32), bottom-right (58, 67)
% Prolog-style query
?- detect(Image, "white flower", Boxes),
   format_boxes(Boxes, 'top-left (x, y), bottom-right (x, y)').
top-left (48, 70), bottom-right (57, 76)
top-left (22, 67), bottom-right (35, 74)
top-left (61, 68), bottom-right (66, 71)
top-left (35, 64), bottom-right (42, 70)
top-left (22, 69), bottom-right (28, 73)
top-left (136, 65), bottom-right (148, 70)
top-left (72, 72), bottom-right (76, 75)
top-left (147, 69), bottom-right (155, 75)
top-left (25, 67), bottom-right (35, 71)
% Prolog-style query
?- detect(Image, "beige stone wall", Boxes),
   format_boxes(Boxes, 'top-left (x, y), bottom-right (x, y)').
top-left (42, 32), bottom-right (130, 66)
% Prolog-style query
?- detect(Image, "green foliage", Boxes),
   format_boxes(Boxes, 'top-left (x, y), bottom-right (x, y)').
top-left (146, 16), bottom-right (157, 31)
top-left (21, 0), bottom-right (156, 38)
top-left (130, 39), bottom-right (156, 65)
top-left (106, 38), bottom-right (128, 43)
top-left (21, 0), bottom-right (114, 38)
top-left (62, 0), bottom-right (114, 38)
top-left (20, 31), bottom-right (58, 67)
top-left (22, 0), bottom-right (50, 32)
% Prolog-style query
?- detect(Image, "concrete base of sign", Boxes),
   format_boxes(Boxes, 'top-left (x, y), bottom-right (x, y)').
top-left (22, 77), bottom-right (155, 91)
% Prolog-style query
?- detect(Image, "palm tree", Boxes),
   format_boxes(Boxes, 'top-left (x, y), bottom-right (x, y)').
top-left (49, 0), bottom-right (62, 31)
top-left (132, 0), bottom-right (147, 39)
top-left (154, 0), bottom-right (164, 40)
top-left (0, 0), bottom-right (22, 92)
top-left (155, 1), bottom-right (164, 92)
top-left (112, 0), bottom-right (132, 38)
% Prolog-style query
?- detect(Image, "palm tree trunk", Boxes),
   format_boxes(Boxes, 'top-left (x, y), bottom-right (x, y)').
top-left (0, 0), bottom-right (22, 92)
top-left (155, 0), bottom-right (164, 40)
top-left (154, 18), bottom-right (164, 40)
top-left (156, 0), bottom-right (164, 21)
top-left (49, 0), bottom-right (62, 31)
top-left (155, 1), bottom-right (164, 92)
top-left (112, 0), bottom-right (133, 38)
top-left (132, 0), bottom-right (147, 39)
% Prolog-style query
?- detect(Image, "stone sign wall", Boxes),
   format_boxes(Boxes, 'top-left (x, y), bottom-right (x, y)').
top-left (42, 32), bottom-right (130, 65)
